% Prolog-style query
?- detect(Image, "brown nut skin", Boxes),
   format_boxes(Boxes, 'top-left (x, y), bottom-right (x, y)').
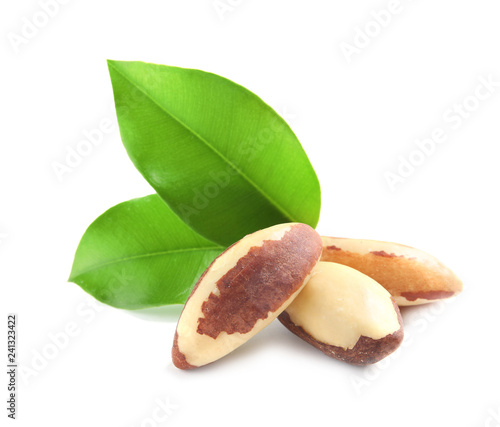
top-left (278, 262), bottom-right (404, 366)
top-left (172, 223), bottom-right (323, 370)
top-left (279, 310), bottom-right (403, 366)
top-left (321, 237), bottom-right (463, 306)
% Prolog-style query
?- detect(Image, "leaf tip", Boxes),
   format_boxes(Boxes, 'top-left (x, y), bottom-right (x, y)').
top-left (106, 58), bottom-right (118, 69)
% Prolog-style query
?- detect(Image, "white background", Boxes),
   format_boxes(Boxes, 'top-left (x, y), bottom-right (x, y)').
top-left (1, 1), bottom-right (500, 426)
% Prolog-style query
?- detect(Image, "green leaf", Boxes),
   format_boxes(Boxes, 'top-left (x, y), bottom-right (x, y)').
top-left (107, 60), bottom-right (321, 246)
top-left (69, 195), bottom-right (224, 309)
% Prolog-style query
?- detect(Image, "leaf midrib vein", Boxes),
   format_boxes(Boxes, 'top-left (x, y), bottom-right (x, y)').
top-left (71, 246), bottom-right (223, 279)
top-left (109, 62), bottom-right (295, 222)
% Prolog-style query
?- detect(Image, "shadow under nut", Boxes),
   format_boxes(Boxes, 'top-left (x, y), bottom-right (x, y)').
top-left (321, 237), bottom-right (463, 306)
top-left (172, 223), bottom-right (323, 370)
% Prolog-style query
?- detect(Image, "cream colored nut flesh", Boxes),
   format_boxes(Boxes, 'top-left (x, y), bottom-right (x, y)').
top-left (172, 223), bottom-right (323, 370)
top-left (321, 237), bottom-right (463, 306)
top-left (279, 262), bottom-right (404, 365)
